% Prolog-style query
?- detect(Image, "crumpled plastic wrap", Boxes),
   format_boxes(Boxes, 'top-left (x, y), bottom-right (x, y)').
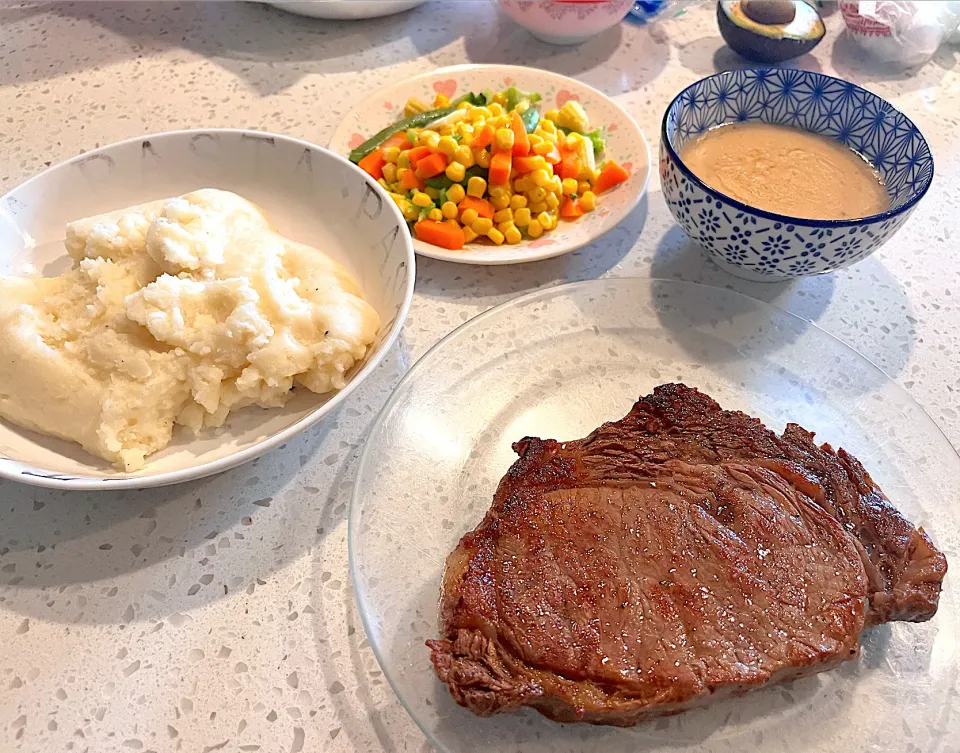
top-left (839, 1), bottom-right (960, 67)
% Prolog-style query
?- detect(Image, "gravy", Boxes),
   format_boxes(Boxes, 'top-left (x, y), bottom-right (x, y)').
top-left (680, 122), bottom-right (890, 220)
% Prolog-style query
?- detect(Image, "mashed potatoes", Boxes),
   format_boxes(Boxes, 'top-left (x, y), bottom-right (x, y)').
top-left (0, 189), bottom-right (380, 470)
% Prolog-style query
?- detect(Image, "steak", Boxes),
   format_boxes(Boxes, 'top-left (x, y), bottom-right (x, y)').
top-left (427, 384), bottom-right (947, 726)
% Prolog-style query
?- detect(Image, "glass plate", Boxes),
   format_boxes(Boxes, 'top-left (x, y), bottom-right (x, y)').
top-left (349, 279), bottom-right (959, 753)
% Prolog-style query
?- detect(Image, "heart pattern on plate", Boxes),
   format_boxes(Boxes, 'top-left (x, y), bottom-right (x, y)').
top-left (348, 133), bottom-right (365, 150)
top-left (432, 79), bottom-right (457, 99)
top-left (327, 64), bottom-right (651, 266)
top-left (556, 89), bottom-right (579, 108)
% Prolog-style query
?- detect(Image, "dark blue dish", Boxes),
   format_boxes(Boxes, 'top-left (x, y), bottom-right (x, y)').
top-left (660, 68), bottom-right (933, 281)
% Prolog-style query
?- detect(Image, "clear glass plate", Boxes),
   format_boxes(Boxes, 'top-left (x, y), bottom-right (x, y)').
top-left (349, 279), bottom-right (959, 753)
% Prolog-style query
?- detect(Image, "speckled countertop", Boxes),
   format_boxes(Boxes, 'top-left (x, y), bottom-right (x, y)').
top-left (0, 2), bottom-right (958, 751)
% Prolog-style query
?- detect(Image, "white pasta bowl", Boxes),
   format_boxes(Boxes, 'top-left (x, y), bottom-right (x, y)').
top-left (0, 129), bottom-right (414, 490)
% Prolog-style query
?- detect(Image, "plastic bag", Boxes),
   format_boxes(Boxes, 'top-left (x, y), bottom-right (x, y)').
top-left (627, 0), bottom-right (697, 25)
top-left (839, 1), bottom-right (960, 67)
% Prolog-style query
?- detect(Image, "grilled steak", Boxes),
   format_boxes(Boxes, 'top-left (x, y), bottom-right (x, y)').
top-left (427, 384), bottom-right (947, 726)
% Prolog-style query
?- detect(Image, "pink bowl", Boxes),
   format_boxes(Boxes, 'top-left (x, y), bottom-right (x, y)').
top-left (499, 0), bottom-right (636, 45)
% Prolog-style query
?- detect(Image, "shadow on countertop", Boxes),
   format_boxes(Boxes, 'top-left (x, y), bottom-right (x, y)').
top-left (414, 194), bottom-right (649, 308)
top-left (0, 0), bottom-right (460, 93)
top-left (0, 341), bottom-right (410, 626)
top-left (1, 1), bottom-right (672, 98)
top-left (673, 34), bottom-right (823, 78)
top-left (830, 31), bottom-right (958, 92)
top-left (461, 9), bottom-right (670, 95)
top-left (649, 224), bottom-right (917, 388)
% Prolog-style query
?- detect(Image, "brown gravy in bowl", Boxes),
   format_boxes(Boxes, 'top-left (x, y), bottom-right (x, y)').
top-left (680, 122), bottom-right (890, 220)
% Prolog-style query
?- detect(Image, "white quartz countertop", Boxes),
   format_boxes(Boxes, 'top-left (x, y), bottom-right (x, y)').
top-left (1, 2), bottom-right (958, 751)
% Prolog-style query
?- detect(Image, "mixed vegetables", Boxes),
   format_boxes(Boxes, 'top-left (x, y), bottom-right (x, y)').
top-left (348, 87), bottom-right (631, 250)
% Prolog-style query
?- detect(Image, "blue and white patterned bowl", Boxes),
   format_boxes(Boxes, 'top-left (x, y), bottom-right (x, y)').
top-left (660, 69), bottom-right (933, 281)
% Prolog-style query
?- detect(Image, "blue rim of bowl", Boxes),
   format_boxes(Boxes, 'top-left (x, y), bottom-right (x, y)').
top-left (659, 69), bottom-right (935, 228)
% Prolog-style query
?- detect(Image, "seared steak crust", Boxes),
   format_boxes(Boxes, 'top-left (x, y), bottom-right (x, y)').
top-left (428, 384), bottom-right (947, 726)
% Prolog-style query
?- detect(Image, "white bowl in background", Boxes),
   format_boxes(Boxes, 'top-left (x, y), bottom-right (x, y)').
top-left (266, 0), bottom-right (426, 20)
top-left (0, 129), bottom-right (414, 490)
top-left (498, 0), bottom-right (636, 45)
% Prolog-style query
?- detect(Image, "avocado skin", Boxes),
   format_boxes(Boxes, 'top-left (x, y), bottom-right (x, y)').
top-left (717, 1), bottom-right (824, 63)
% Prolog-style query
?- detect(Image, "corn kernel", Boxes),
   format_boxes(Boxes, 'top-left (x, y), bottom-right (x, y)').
top-left (397, 152), bottom-right (411, 169)
top-left (463, 226), bottom-right (479, 243)
top-left (509, 195), bottom-right (527, 210)
top-left (556, 131), bottom-right (567, 149)
top-left (550, 175), bottom-right (564, 195)
top-left (471, 217), bottom-right (494, 235)
top-left (382, 146), bottom-right (400, 164)
top-left (489, 184), bottom-right (509, 198)
top-left (493, 208), bottom-right (514, 224)
top-left (489, 102), bottom-right (504, 117)
top-left (546, 193), bottom-right (560, 209)
top-left (531, 169), bottom-right (551, 188)
top-left (528, 186), bottom-right (547, 203)
top-left (491, 193), bottom-right (511, 211)
top-left (515, 100), bottom-right (529, 114)
top-left (580, 191), bottom-right (597, 211)
top-left (437, 124), bottom-right (454, 137)
top-left (400, 201), bottom-right (419, 221)
top-left (445, 162), bottom-right (466, 183)
top-left (382, 163), bottom-right (398, 183)
top-left (468, 106), bottom-right (491, 123)
top-left (496, 218), bottom-right (514, 232)
top-left (540, 130), bottom-right (558, 145)
top-left (434, 93), bottom-right (450, 108)
top-left (411, 191), bottom-right (433, 208)
top-left (460, 208), bottom-right (479, 226)
top-left (487, 228), bottom-right (505, 245)
top-left (474, 148), bottom-right (491, 168)
top-left (436, 136), bottom-right (456, 158)
top-left (425, 186), bottom-right (440, 200)
top-left (527, 219), bottom-right (543, 238)
top-left (532, 140), bottom-right (554, 155)
top-left (458, 123), bottom-right (475, 136)
top-left (545, 109), bottom-right (560, 122)
top-left (441, 201), bottom-right (459, 219)
top-left (540, 118), bottom-right (556, 133)
top-left (471, 218), bottom-right (495, 236)
top-left (495, 128), bottom-right (515, 152)
top-left (405, 97), bottom-right (428, 117)
top-left (537, 211), bottom-right (552, 230)
top-left (419, 129), bottom-right (439, 147)
top-left (505, 226), bottom-right (523, 244)
top-left (513, 176), bottom-right (529, 193)
top-left (528, 133), bottom-right (543, 148)
top-left (447, 183), bottom-right (466, 204)
top-left (529, 201), bottom-right (548, 214)
top-left (378, 178), bottom-right (390, 190)
top-left (457, 100), bottom-right (471, 110)
top-left (514, 207), bottom-right (532, 227)
top-left (562, 178), bottom-right (579, 195)
top-left (565, 132), bottom-right (582, 146)
top-left (467, 176), bottom-right (487, 198)
top-left (427, 207), bottom-right (443, 221)
top-left (578, 180), bottom-right (592, 194)
top-left (454, 145), bottom-right (474, 167)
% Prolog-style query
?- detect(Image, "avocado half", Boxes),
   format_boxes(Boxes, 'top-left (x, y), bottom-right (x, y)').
top-left (718, 0), bottom-right (826, 63)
